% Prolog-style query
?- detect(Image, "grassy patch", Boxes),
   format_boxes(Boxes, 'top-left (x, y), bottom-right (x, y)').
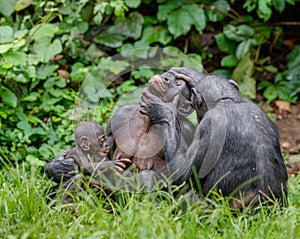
top-left (0, 164), bottom-right (299, 239)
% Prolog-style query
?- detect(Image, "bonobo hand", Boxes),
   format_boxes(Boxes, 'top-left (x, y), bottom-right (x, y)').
top-left (84, 158), bottom-right (131, 176)
top-left (113, 158), bottom-right (132, 173)
top-left (169, 67), bottom-right (206, 87)
top-left (140, 88), bottom-right (179, 123)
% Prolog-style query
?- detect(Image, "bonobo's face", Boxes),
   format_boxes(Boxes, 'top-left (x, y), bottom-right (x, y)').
top-left (75, 122), bottom-right (110, 159)
top-left (148, 70), bottom-right (191, 103)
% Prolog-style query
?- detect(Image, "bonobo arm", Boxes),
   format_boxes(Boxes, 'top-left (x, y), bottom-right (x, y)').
top-left (140, 89), bottom-right (182, 162)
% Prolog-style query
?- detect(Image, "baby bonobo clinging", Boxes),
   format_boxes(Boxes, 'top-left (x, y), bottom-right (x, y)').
top-left (44, 121), bottom-right (130, 200)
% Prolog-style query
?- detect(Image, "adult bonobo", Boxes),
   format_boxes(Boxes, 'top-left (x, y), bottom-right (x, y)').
top-left (106, 74), bottom-right (196, 171)
top-left (140, 67), bottom-right (288, 208)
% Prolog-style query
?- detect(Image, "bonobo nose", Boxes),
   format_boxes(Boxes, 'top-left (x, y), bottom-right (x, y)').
top-left (149, 75), bottom-right (161, 84)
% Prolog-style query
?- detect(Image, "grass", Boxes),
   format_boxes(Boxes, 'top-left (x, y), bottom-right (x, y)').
top-left (0, 163), bottom-right (299, 239)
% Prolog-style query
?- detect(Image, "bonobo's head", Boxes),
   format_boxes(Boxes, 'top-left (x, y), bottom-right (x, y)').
top-left (169, 67), bottom-right (241, 118)
top-left (146, 68), bottom-right (206, 116)
top-left (74, 121), bottom-right (109, 158)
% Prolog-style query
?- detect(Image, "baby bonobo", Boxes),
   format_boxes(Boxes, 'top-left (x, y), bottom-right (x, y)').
top-left (44, 121), bottom-right (130, 201)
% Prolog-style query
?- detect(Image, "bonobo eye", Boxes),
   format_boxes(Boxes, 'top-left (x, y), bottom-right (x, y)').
top-left (175, 78), bottom-right (184, 86)
top-left (98, 136), bottom-right (106, 145)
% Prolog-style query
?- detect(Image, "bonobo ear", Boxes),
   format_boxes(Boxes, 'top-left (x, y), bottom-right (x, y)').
top-left (190, 87), bottom-right (203, 108)
top-left (229, 79), bottom-right (239, 91)
top-left (177, 99), bottom-right (194, 116)
top-left (80, 136), bottom-right (90, 151)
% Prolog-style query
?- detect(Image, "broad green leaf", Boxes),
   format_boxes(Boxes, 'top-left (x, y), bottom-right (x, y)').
top-left (94, 27), bottom-right (125, 48)
top-left (15, 74), bottom-right (29, 83)
top-left (287, 45), bottom-right (300, 69)
top-left (257, 0), bottom-right (272, 21)
top-left (37, 65), bottom-right (59, 79)
top-left (44, 39), bottom-right (62, 62)
top-left (1, 86), bottom-right (18, 108)
top-left (0, 26), bottom-right (14, 43)
top-left (0, 44), bottom-right (12, 54)
top-left (184, 53), bottom-right (203, 71)
top-left (26, 155), bottom-right (45, 167)
top-left (254, 26), bottom-right (272, 44)
top-left (232, 54), bottom-right (256, 99)
top-left (272, 0), bottom-right (285, 13)
top-left (34, 38), bottom-right (62, 62)
top-left (132, 66), bottom-right (154, 80)
top-left (236, 39), bottom-right (253, 59)
top-left (0, 0), bottom-right (17, 17)
top-left (211, 69), bottom-right (232, 79)
top-left (115, 12), bottom-right (144, 39)
top-left (125, 0), bottom-right (141, 8)
top-left (30, 24), bottom-right (57, 40)
top-left (243, 0), bottom-right (257, 12)
top-left (224, 25), bottom-right (245, 42)
top-left (167, 9), bottom-right (193, 38)
top-left (102, 58), bottom-right (130, 74)
top-left (23, 92), bottom-right (40, 102)
top-left (3, 51), bottom-right (27, 65)
top-left (77, 22), bottom-right (89, 34)
top-left (183, 5), bottom-right (206, 32)
top-left (71, 62), bottom-right (87, 82)
top-left (264, 65), bottom-right (278, 73)
top-left (120, 42), bottom-right (151, 59)
top-left (221, 54), bottom-right (238, 67)
top-left (263, 85), bottom-right (278, 102)
top-left (157, 1), bottom-right (182, 21)
top-left (140, 26), bottom-right (172, 45)
top-left (224, 24), bottom-right (254, 42)
top-left (215, 33), bottom-right (237, 54)
top-left (206, 0), bottom-right (230, 22)
top-left (14, 0), bottom-right (31, 11)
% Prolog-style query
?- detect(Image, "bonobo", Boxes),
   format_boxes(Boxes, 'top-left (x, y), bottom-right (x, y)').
top-left (140, 67), bottom-right (288, 208)
top-left (44, 121), bottom-right (130, 199)
top-left (106, 75), bottom-right (195, 171)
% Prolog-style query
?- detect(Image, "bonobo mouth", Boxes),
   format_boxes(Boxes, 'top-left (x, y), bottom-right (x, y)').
top-left (148, 75), bottom-right (167, 95)
top-left (100, 147), bottom-right (110, 156)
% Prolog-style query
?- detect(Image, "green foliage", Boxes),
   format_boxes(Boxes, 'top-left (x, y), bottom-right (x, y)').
top-left (0, 0), bottom-right (299, 166)
top-left (258, 45), bottom-right (300, 103)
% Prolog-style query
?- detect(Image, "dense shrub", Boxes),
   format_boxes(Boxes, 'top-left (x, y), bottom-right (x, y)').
top-left (0, 0), bottom-right (299, 164)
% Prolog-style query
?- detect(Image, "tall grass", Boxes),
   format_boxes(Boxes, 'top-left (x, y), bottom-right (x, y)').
top-left (0, 162), bottom-right (299, 239)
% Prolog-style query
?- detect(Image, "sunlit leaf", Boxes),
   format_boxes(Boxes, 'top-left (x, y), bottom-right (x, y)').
top-left (0, 0), bottom-right (17, 17)
top-left (14, 0), bottom-right (31, 12)
top-left (140, 26), bottom-right (172, 45)
top-left (2, 51), bottom-right (27, 65)
top-left (1, 86), bottom-right (18, 108)
top-left (206, 0), bottom-right (230, 22)
top-left (167, 9), bottom-right (193, 38)
top-left (125, 0), bottom-right (141, 8)
top-left (215, 33), bottom-right (237, 54)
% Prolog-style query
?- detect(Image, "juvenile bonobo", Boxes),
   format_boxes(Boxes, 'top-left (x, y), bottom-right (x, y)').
top-left (140, 67), bottom-right (288, 209)
top-left (106, 74), bottom-right (195, 172)
top-left (44, 121), bottom-right (130, 199)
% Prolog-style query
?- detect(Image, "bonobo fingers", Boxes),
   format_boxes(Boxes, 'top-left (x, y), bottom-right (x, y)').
top-left (114, 158), bottom-right (131, 169)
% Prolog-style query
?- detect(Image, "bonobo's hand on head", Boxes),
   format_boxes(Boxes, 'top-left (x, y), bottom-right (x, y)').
top-left (140, 68), bottom-right (201, 122)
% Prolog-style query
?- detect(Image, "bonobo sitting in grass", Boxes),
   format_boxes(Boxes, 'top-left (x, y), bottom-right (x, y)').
top-left (44, 121), bottom-right (130, 201)
top-left (139, 67), bottom-right (288, 209)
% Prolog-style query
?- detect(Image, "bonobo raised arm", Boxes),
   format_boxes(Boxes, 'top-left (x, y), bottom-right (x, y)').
top-left (140, 67), bottom-right (288, 208)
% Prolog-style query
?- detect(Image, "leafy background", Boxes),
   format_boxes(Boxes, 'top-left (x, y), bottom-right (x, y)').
top-left (0, 0), bottom-right (300, 168)
top-left (1, 1), bottom-right (300, 238)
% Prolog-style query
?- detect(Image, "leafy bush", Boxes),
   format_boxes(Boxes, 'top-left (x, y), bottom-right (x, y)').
top-left (0, 0), bottom-right (299, 165)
